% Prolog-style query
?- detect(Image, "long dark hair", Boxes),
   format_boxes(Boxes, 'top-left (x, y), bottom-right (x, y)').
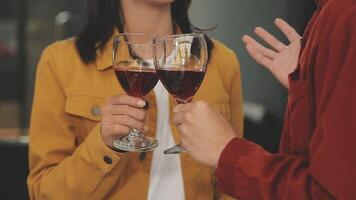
top-left (75, 0), bottom-right (214, 64)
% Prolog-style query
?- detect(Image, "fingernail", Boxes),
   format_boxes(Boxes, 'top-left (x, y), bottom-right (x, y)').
top-left (137, 100), bottom-right (146, 107)
top-left (144, 125), bottom-right (149, 132)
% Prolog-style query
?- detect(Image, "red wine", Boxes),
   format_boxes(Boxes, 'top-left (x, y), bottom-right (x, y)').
top-left (156, 68), bottom-right (205, 102)
top-left (114, 67), bottom-right (158, 98)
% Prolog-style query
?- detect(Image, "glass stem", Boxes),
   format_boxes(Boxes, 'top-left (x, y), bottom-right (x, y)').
top-left (129, 129), bottom-right (142, 137)
top-left (127, 129), bottom-right (143, 146)
top-left (163, 98), bottom-right (192, 154)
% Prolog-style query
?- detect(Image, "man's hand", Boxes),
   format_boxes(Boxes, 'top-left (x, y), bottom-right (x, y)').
top-left (243, 18), bottom-right (302, 89)
top-left (172, 101), bottom-right (237, 167)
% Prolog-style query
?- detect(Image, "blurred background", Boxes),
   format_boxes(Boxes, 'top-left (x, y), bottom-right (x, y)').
top-left (0, 0), bottom-right (315, 199)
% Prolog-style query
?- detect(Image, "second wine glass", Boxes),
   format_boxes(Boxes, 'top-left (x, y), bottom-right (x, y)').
top-left (112, 33), bottom-right (159, 152)
top-left (153, 33), bottom-right (208, 154)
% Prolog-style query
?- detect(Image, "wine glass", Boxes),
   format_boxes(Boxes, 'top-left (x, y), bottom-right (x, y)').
top-left (153, 33), bottom-right (208, 154)
top-left (112, 32), bottom-right (159, 152)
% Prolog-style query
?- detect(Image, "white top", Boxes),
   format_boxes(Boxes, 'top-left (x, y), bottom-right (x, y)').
top-left (147, 81), bottom-right (185, 200)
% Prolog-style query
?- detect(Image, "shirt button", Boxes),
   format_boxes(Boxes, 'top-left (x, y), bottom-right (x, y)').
top-left (91, 105), bottom-right (101, 116)
top-left (103, 156), bottom-right (112, 164)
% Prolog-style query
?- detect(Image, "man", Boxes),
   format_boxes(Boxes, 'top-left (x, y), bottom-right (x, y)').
top-left (172, 0), bottom-right (356, 199)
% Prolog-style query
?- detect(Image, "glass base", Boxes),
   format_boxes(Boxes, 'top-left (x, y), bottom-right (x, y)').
top-left (113, 134), bottom-right (159, 152)
top-left (164, 144), bottom-right (186, 154)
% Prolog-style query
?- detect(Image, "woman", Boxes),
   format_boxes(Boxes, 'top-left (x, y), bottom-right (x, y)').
top-left (28, 0), bottom-right (243, 199)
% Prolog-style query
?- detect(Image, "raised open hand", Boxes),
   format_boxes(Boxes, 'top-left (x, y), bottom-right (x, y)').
top-left (243, 18), bottom-right (302, 89)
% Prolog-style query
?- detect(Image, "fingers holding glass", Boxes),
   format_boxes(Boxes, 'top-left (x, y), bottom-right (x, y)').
top-left (100, 100), bottom-right (148, 149)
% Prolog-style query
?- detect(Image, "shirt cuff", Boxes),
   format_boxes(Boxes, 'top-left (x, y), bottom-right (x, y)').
top-left (216, 137), bottom-right (257, 196)
top-left (83, 123), bottom-right (128, 172)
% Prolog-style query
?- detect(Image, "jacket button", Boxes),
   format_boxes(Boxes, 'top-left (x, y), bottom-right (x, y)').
top-left (91, 105), bottom-right (101, 116)
top-left (103, 156), bottom-right (112, 164)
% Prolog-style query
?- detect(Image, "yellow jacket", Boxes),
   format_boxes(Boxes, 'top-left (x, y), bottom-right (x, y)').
top-left (28, 35), bottom-right (243, 199)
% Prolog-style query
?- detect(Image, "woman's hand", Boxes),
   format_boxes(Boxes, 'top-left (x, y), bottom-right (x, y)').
top-left (172, 101), bottom-right (237, 167)
top-left (243, 18), bottom-right (302, 89)
top-left (100, 95), bottom-right (148, 148)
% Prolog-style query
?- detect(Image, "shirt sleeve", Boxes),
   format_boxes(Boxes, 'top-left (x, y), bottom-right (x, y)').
top-left (215, 8), bottom-right (356, 200)
top-left (28, 46), bottom-right (130, 200)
